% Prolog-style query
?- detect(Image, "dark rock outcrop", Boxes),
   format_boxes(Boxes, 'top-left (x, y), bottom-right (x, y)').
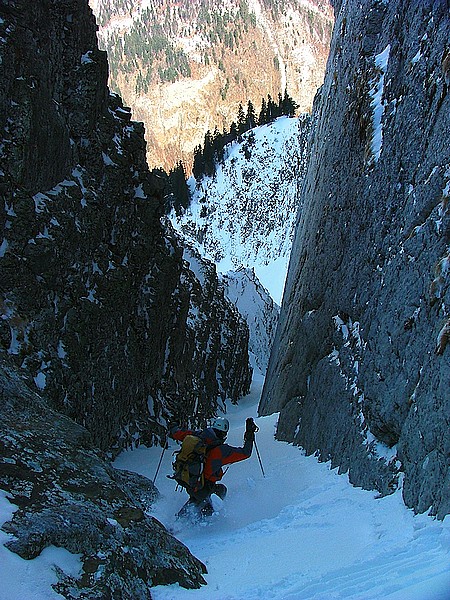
top-left (0, 0), bottom-right (251, 595)
top-left (260, 0), bottom-right (449, 518)
top-left (0, 0), bottom-right (251, 453)
top-left (0, 360), bottom-right (206, 597)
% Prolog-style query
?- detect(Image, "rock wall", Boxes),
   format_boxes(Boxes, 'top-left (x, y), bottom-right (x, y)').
top-left (260, 0), bottom-right (449, 518)
top-left (0, 0), bottom-right (251, 594)
top-left (0, 359), bottom-right (207, 597)
top-left (0, 0), bottom-right (251, 453)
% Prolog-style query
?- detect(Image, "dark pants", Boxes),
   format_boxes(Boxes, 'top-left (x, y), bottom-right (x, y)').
top-left (178, 481), bottom-right (227, 517)
top-left (190, 480), bottom-right (227, 502)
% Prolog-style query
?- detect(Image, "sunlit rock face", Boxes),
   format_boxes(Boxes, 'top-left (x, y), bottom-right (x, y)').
top-left (260, 0), bottom-right (450, 519)
top-left (89, 0), bottom-right (333, 171)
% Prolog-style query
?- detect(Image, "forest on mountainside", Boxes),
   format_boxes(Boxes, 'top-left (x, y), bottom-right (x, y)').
top-left (191, 91), bottom-right (298, 180)
top-left (98, 1), bottom-right (261, 93)
top-left (91, 0), bottom-right (333, 173)
top-left (96, 0), bottom-right (332, 95)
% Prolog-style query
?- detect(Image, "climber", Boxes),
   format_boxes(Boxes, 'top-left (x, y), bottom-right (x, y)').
top-left (168, 416), bottom-right (258, 517)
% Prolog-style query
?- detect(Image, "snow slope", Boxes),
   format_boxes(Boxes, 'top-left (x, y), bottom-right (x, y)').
top-left (113, 374), bottom-right (450, 600)
top-left (171, 116), bottom-right (310, 305)
top-left (0, 373), bottom-right (448, 598)
top-left (221, 268), bottom-right (279, 373)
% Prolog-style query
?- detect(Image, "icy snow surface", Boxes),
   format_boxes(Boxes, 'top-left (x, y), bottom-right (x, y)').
top-left (369, 45), bottom-right (390, 162)
top-left (114, 374), bottom-right (450, 600)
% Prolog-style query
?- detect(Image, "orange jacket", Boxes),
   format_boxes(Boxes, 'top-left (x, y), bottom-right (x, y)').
top-left (169, 426), bottom-right (253, 483)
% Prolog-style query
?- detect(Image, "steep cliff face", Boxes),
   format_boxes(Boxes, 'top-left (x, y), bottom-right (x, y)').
top-left (0, 0), bottom-right (251, 594)
top-left (260, 0), bottom-right (449, 518)
top-left (222, 267), bottom-right (280, 374)
top-left (0, 0), bottom-right (251, 454)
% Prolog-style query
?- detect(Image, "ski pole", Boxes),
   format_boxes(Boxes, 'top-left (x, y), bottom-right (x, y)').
top-left (153, 441), bottom-right (168, 485)
top-left (254, 437), bottom-right (265, 478)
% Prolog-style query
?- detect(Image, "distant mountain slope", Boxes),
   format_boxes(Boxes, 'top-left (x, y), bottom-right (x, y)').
top-left (171, 115), bottom-right (311, 304)
top-left (89, 0), bottom-right (332, 170)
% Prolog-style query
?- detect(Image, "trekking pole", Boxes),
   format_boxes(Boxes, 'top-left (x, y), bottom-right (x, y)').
top-left (254, 438), bottom-right (266, 478)
top-left (153, 441), bottom-right (168, 485)
top-left (249, 421), bottom-right (265, 478)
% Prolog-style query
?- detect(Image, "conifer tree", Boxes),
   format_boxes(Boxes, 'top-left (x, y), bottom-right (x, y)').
top-left (246, 99), bottom-right (257, 130)
top-left (192, 145), bottom-right (204, 181)
top-left (229, 121), bottom-right (238, 142)
top-left (168, 161), bottom-right (191, 215)
top-left (237, 102), bottom-right (247, 135)
top-left (266, 94), bottom-right (278, 122)
top-left (258, 97), bottom-right (267, 125)
top-left (282, 89), bottom-right (299, 116)
top-left (203, 130), bottom-right (215, 176)
top-left (212, 126), bottom-right (225, 164)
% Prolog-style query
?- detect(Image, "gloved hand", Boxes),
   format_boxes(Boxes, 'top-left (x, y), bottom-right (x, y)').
top-left (244, 417), bottom-right (258, 441)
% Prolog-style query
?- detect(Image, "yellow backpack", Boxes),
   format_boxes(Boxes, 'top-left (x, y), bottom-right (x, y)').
top-left (172, 435), bottom-right (208, 492)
